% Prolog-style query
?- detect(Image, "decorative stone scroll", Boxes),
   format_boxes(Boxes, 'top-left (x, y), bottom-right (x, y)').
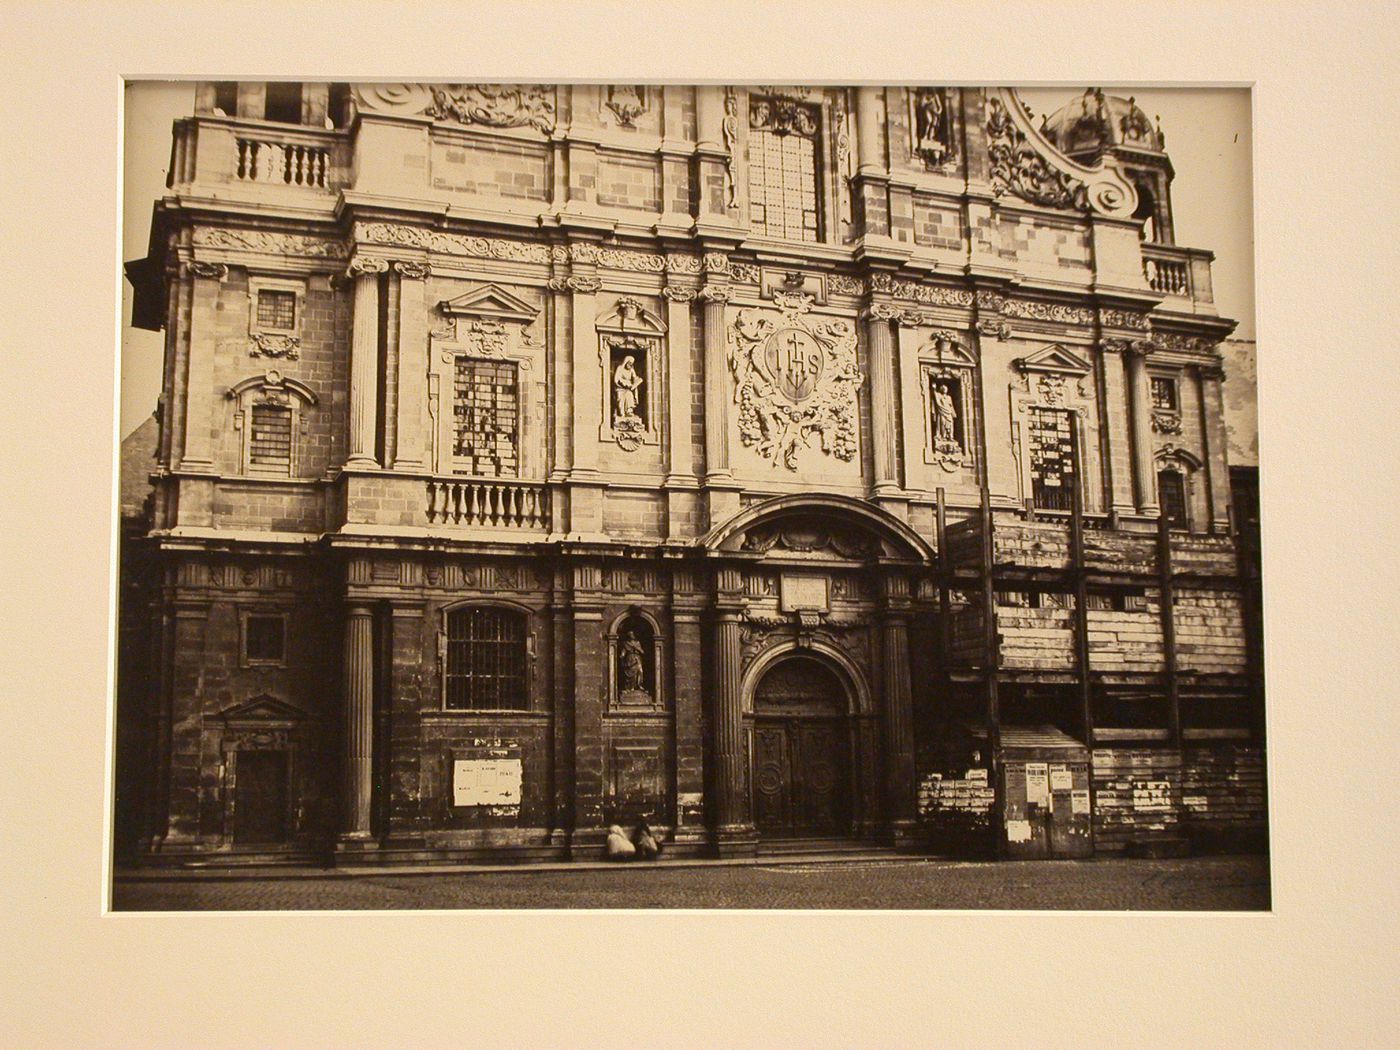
top-left (728, 294), bottom-right (863, 470)
top-left (603, 85), bottom-right (647, 127)
top-left (985, 88), bottom-right (1136, 217)
top-left (194, 227), bottom-right (348, 260)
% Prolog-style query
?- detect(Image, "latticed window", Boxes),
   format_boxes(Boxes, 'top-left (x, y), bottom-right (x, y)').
top-left (1027, 406), bottom-right (1076, 511)
top-left (1150, 375), bottom-right (1179, 411)
top-left (444, 607), bottom-right (528, 711)
top-left (249, 403), bottom-right (292, 470)
top-left (1159, 469), bottom-right (1188, 530)
top-left (452, 358), bottom-right (519, 476)
top-left (748, 96), bottom-right (822, 242)
top-left (256, 289), bottom-right (297, 330)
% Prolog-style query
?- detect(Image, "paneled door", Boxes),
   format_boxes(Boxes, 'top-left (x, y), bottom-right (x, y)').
top-left (233, 750), bottom-right (288, 845)
top-left (753, 717), bottom-right (849, 837)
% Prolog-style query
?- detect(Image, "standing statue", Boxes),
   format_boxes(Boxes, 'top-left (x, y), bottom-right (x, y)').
top-left (619, 630), bottom-right (647, 694)
top-left (613, 355), bottom-right (644, 424)
top-left (914, 89), bottom-right (948, 162)
top-left (933, 381), bottom-right (958, 450)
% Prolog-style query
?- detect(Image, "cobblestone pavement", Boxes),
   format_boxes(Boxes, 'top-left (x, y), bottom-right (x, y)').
top-left (113, 855), bottom-right (1269, 911)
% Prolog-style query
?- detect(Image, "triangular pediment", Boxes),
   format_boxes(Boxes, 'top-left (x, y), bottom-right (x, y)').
top-left (1017, 343), bottom-right (1092, 376)
top-left (215, 694), bottom-right (311, 724)
top-left (438, 283), bottom-right (539, 323)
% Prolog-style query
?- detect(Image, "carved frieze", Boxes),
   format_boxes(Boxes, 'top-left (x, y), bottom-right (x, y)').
top-left (740, 518), bottom-right (878, 558)
top-left (1100, 308), bottom-right (1151, 331)
top-left (425, 84), bottom-right (556, 133)
top-left (1003, 298), bottom-right (1096, 326)
top-left (194, 227), bottom-right (348, 259)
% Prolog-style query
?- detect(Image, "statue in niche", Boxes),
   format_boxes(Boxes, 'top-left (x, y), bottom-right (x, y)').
top-left (913, 88), bottom-right (951, 164)
top-left (933, 381), bottom-right (959, 451)
top-left (612, 351), bottom-right (646, 451)
top-left (617, 623), bottom-right (652, 705)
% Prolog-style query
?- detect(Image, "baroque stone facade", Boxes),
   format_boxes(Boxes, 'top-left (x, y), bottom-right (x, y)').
top-left (117, 82), bottom-right (1264, 868)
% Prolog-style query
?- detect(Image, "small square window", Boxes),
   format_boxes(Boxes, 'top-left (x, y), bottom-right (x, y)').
top-left (1150, 376), bottom-right (1179, 412)
top-left (244, 614), bottom-right (286, 664)
top-left (257, 289), bottom-right (297, 330)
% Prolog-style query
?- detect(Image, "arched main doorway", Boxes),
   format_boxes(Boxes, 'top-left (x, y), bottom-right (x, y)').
top-left (751, 654), bottom-right (853, 838)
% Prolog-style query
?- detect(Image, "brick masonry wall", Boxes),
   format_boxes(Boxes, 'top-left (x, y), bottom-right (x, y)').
top-left (431, 138), bottom-right (549, 201)
top-left (601, 491), bottom-right (665, 539)
top-left (912, 197), bottom-right (965, 250)
top-left (596, 152), bottom-right (661, 212)
top-left (997, 213), bottom-right (1091, 269)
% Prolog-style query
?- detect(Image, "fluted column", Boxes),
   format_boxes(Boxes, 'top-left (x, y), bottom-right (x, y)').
top-left (341, 602), bottom-right (375, 840)
top-left (1126, 342), bottom-right (1159, 514)
top-left (864, 302), bottom-right (901, 495)
top-left (880, 590), bottom-right (918, 845)
top-left (711, 566), bottom-right (752, 854)
top-left (347, 257), bottom-right (387, 468)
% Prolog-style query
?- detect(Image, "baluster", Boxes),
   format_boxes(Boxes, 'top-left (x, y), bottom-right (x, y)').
top-left (468, 483), bottom-right (481, 525)
top-left (427, 481), bottom-right (438, 523)
top-left (489, 484), bottom-right (502, 527)
top-left (511, 486), bottom-right (523, 527)
top-left (292, 145), bottom-right (304, 185)
top-left (451, 483), bottom-right (463, 525)
top-left (317, 149), bottom-right (328, 187)
top-left (237, 139), bottom-right (248, 180)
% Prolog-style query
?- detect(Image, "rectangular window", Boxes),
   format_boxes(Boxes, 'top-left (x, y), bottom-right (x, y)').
top-left (249, 404), bottom-right (292, 470)
top-left (452, 359), bottom-right (519, 477)
top-left (244, 614), bottom-right (286, 664)
top-left (1159, 470), bottom-right (1188, 530)
top-left (256, 289), bottom-right (297, 330)
top-left (445, 607), bottom-right (528, 711)
top-left (1027, 406), bottom-right (1076, 511)
top-left (1150, 375), bottom-right (1179, 411)
top-left (264, 82), bottom-right (304, 125)
top-left (748, 97), bottom-right (822, 242)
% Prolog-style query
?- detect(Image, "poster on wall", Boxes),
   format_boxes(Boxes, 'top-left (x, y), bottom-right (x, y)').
top-left (453, 758), bottom-right (523, 807)
top-left (1025, 762), bottom-right (1049, 805)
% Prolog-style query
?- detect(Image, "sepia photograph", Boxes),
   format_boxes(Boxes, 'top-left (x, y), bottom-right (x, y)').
top-left (113, 79), bottom-right (1267, 912)
top-left (5, 2), bottom-right (1398, 1046)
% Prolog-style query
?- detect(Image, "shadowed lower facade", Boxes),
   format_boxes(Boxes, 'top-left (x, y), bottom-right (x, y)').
top-left (116, 83), bottom-right (1265, 868)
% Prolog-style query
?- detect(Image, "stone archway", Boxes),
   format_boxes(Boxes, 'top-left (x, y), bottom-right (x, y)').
top-left (748, 652), bottom-right (856, 839)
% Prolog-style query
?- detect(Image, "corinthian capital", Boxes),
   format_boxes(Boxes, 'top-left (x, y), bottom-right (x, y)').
top-left (698, 284), bottom-right (732, 304)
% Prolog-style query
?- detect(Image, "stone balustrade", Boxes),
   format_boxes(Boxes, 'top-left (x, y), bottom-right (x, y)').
top-left (425, 478), bottom-right (550, 531)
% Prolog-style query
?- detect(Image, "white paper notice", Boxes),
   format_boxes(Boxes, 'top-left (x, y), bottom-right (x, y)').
top-left (1005, 819), bottom-right (1032, 843)
top-left (1070, 789), bottom-right (1090, 815)
top-left (1025, 763), bottom-right (1049, 805)
top-left (453, 758), bottom-right (523, 806)
top-left (1049, 767), bottom-right (1073, 792)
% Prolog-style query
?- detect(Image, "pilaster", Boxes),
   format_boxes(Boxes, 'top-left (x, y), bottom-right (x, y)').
top-left (663, 284), bottom-right (699, 541)
top-left (346, 258), bottom-right (387, 469)
top-left (570, 562), bottom-right (606, 841)
top-left (391, 261), bottom-right (431, 471)
top-left (863, 300), bottom-right (902, 504)
top-left (1196, 363), bottom-right (1234, 532)
top-left (178, 262), bottom-right (225, 473)
top-left (1099, 339), bottom-right (1138, 515)
top-left (700, 280), bottom-right (741, 528)
top-left (880, 577), bottom-right (918, 847)
top-left (1126, 341), bottom-right (1159, 514)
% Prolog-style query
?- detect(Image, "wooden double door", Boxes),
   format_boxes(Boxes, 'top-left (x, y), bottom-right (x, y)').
top-left (233, 750), bottom-right (288, 845)
top-left (753, 716), bottom-right (851, 837)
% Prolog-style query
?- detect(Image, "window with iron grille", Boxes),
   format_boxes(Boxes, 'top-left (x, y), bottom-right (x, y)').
top-left (249, 403), bottom-right (292, 470)
top-left (748, 97), bottom-right (822, 242)
top-left (452, 358), bottom-right (519, 476)
top-left (1158, 469), bottom-right (1188, 530)
top-left (256, 289), bottom-right (297, 330)
top-left (244, 614), bottom-right (286, 664)
top-left (1150, 375), bottom-right (1179, 412)
top-left (444, 607), bottom-right (528, 711)
top-left (1027, 406), bottom-right (1077, 511)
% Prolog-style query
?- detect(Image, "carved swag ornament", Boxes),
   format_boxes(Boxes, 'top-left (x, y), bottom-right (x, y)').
top-left (426, 84), bottom-right (556, 133)
top-left (728, 293), bottom-right (863, 470)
